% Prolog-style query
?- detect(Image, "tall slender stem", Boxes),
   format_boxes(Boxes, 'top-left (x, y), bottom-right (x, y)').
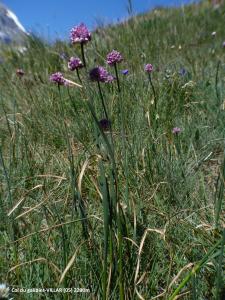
top-left (97, 80), bottom-right (109, 120)
top-left (80, 43), bottom-right (86, 68)
top-left (58, 86), bottom-right (77, 212)
top-left (76, 68), bottom-right (82, 83)
top-left (114, 64), bottom-right (121, 93)
top-left (148, 73), bottom-right (157, 110)
top-left (215, 60), bottom-right (220, 103)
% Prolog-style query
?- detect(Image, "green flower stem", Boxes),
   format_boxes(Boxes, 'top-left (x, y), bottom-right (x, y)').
top-left (97, 80), bottom-right (109, 121)
top-left (148, 73), bottom-right (157, 110)
top-left (114, 63), bottom-right (121, 93)
top-left (81, 43), bottom-right (86, 68)
top-left (76, 68), bottom-right (82, 83)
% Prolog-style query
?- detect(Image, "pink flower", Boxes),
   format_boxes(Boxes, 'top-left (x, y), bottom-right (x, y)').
top-left (144, 64), bottom-right (153, 73)
top-left (49, 72), bottom-right (66, 85)
top-left (70, 23), bottom-right (91, 44)
top-left (49, 72), bottom-right (82, 88)
top-left (106, 50), bottom-right (123, 66)
top-left (89, 66), bottom-right (114, 83)
top-left (68, 57), bottom-right (83, 71)
top-left (106, 74), bottom-right (115, 83)
top-left (172, 127), bottom-right (182, 134)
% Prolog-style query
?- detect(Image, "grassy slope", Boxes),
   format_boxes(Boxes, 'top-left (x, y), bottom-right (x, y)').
top-left (0, 1), bottom-right (224, 299)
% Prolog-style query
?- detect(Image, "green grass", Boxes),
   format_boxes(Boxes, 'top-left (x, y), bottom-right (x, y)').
top-left (0, 1), bottom-right (225, 299)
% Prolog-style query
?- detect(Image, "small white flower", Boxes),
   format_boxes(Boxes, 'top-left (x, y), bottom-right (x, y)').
top-left (211, 31), bottom-right (216, 36)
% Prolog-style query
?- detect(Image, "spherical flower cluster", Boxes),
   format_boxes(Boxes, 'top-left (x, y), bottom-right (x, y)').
top-left (49, 72), bottom-right (66, 85)
top-left (144, 64), bottom-right (153, 73)
top-left (99, 118), bottom-right (111, 131)
top-left (106, 50), bottom-right (123, 66)
top-left (68, 57), bottom-right (83, 71)
top-left (106, 74), bottom-right (115, 82)
top-left (172, 127), bottom-right (182, 134)
top-left (89, 66), bottom-right (114, 83)
top-left (70, 23), bottom-right (91, 44)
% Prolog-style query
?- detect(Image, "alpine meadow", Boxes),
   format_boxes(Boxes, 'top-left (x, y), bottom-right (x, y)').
top-left (0, 1), bottom-right (224, 299)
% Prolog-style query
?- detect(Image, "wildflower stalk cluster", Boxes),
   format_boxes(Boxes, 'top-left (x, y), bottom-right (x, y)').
top-left (49, 23), bottom-right (161, 298)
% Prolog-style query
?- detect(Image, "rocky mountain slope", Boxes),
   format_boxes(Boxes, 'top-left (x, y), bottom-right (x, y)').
top-left (0, 2), bottom-right (27, 44)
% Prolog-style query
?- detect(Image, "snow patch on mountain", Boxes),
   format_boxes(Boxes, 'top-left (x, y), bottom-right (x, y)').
top-left (6, 9), bottom-right (26, 33)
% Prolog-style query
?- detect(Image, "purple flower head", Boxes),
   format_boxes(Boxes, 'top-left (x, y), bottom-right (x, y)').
top-left (121, 69), bottom-right (129, 75)
top-left (223, 41), bottom-right (225, 48)
top-left (49, 72), bottom-right (66, 85)
top-left (70, 23), bottom-right (91, 44)
top-left (16, 69), bottom-right (25, 77)
top-left (144, 64), bottom-right (153, 73)
top-left (106, 50), bottom-right (123, 66)
top-left (89, 66), bottom-right (114, 83)
top-left (172, 127), bottom-right (182, 135)
top-left (68, 57), bottom-right (83, 71)
top-left (99, 119), bottom-right (111, 131)
top-left (106, 74), bottom-right (115, 83)
top-left (179, 67), bottom-right (187, 77)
